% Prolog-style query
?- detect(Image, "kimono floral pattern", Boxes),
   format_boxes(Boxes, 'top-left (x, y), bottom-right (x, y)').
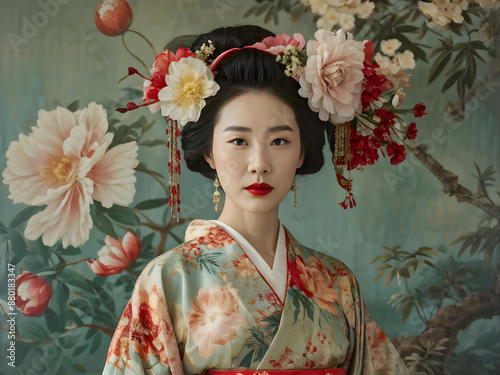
top-left (186, 284), bottom-right (246, 358)
top-left (102, 219), bottom-right (409, 374)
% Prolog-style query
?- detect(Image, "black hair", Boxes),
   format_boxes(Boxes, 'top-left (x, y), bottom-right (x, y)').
top-left (181, 25), bottom-right (334, 180)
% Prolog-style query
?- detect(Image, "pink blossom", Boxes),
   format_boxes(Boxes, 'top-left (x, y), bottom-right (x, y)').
top-left (252, 33), bottom-right (306, 55)
top-left (298, 29), bottom-right (365, 123)
top-left (2, 103), bottom-right (139, 248)
top-left (87, 231), bottom-right (141, 276)
top-left (15, 272), bottom-right (52, 316)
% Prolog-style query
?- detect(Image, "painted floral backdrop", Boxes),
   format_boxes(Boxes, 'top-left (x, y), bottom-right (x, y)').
top-left (0, 0), bottom-right (499, 374)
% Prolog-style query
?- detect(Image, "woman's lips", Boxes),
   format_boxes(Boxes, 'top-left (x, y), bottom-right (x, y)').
top-left (245, 183), bottom-right (273, 196)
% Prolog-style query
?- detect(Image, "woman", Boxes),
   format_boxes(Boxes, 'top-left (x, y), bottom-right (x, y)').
top-left (102, 25), bottom-right (409, 374)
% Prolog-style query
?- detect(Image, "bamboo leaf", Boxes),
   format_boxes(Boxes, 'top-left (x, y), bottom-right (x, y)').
top-left (384, 268), bottom-right (398, 288)
top-left (442, 70), bottom-right (462, 92)
top-left (369, 253), bottom-right (394, 264)
top-left (428, 52), bottom-right (452, 85)
top-left (451, 232), bottom-right (475, 245)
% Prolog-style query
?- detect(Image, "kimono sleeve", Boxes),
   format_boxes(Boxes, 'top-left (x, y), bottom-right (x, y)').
top-left (101, 259), bottom-right (184, 375)
top-left (346, 273), bottom-right (409, 375)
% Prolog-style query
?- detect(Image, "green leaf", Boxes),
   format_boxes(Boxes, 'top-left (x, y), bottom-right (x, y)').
top-left (66, 100), bottom-right (80, 112)
top-left (401, 300), bottom-right (414, 322)
top-left (9, 206), bottom-right (44, 228)
top-left (90, 204), bottom-right (117, 238)
top-left (104, 205), bottom-right (139, 226)
top-left (89, 331), bottom-right (102, 354)
top-left (465, 52), bottom-right (477, 89)
top-left (139, 139), bottom-right (166, 147)
top-left (369, 253), bottom-right (394, 264)
top-left (73, 363), bottom-right (87, 372)
top-left (64, 308), bottom-right (85, 326)
top-left (255, 2), bottom-right (270, 16)
top-left (243, 5), bottom-right (257, 17)
top-left (384, 267), bottom-right (398, 288)
top-left (428, 51), bottom-right (452, 85)
top-left (72, 344), bottom-right (87, 357)
top-left (134, 198), bottom-right (170, 210)
top-left (9, 230), bottom-right (27, 263)
top-left (58, 268), bottom-right (95, 293)
top-left (44, 307), bottom-right (65, 333)
top-left (442, 70), bottom-right (462, 93)
top-left (451, 231), bottom-right (475, 245)
top-left (373, 272), bottom-right (386, 283)
top-left (52, 280), bottom-right (70, 314)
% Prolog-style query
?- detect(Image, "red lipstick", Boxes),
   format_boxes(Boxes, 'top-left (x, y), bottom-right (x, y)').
top-left (245, 183), bottom-right (273, 196)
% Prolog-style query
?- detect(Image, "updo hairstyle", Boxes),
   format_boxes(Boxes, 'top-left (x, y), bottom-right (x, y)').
top-left (181, 25), bottom-right (335, 180)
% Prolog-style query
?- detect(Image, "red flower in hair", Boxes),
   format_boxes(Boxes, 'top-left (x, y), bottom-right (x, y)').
top-left (413, 103), bottom-right (427, 118)
top-left (361, 41), bottom-right (393, 111)
top-left (407, 122), bottom-right (418, 140)
top-left (386, 142), bottom-right (406, 165)
top-left (374, 108), bottom-right (396, 125)
top-left (373, 125), bottom-right (391, 141)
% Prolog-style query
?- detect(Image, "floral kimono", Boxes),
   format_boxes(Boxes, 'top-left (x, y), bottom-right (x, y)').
top-left (102, 219), bottom-right (408, 374)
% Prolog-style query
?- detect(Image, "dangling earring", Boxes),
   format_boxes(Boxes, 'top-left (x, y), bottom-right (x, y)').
top-left (213, 172), bottom-right (221, 212)
top-left (291, 180), bottom-right (298, 208)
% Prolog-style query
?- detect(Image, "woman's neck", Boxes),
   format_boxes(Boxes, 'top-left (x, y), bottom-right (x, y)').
top-left (217, 203), bottom-right (280, 269)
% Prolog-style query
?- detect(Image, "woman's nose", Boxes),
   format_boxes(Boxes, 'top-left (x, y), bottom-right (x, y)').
top-left (248, 146), bottom-right (271, 175)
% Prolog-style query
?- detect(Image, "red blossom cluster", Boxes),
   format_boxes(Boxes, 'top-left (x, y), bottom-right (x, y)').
top-left (361, 41), bottom-right (393, 111)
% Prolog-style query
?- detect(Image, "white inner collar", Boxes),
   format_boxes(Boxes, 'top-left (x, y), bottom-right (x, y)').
top-left (210, 220), bottom-right (287, 301)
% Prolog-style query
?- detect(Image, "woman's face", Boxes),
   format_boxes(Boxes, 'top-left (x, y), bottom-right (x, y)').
top-left (205, 91), bottom-right (304, 216)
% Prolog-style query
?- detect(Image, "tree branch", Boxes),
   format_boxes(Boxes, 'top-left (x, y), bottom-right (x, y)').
top-left (393, 269), bottom-right (500, 361)
top-left (408, 144), bottom-right (500, 221)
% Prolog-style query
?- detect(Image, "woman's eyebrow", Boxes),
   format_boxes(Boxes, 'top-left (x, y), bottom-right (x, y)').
top-left (223, 125), bottom-right (251, 132)
top-left (222, 125), bottom-right (294, 133)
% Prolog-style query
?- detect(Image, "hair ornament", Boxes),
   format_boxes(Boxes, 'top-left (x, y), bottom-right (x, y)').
top-left (117, 28), bottom-right (424, 218)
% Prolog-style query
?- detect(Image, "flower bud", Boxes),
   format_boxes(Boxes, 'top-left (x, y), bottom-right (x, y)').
top-left (95, 0), bottom-right (133, 37)
top-left (15, 272), bottom-right (53, 316)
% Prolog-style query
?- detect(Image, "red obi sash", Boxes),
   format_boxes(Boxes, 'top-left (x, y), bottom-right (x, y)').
top-left (206, 370), bottom-right (346, 375)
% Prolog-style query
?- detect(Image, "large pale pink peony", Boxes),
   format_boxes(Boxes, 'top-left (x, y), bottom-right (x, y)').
top-left (15, 271), bottom-right (53, 316)
top-left (2, 102), bottom-right (139, 248)
top-left (186, 284), bottom-right (246, 358)
top-left (298, 29), bottom-right (366, 123)
top-left (87, 231), bottom-right (141, 275)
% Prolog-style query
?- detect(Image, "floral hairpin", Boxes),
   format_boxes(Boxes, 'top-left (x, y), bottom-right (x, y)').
top-left (117, 28), bottom-right (425, 215)
top-left (116, 46), bottom-right (220, 221)
top-left (249, 29), bottom-right (425, 209)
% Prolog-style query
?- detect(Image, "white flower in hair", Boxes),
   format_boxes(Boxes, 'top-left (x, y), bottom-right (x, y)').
top-left (298, 28), bottom-right (365, 124)
top-left (158, 57), bottom-right (220, 127)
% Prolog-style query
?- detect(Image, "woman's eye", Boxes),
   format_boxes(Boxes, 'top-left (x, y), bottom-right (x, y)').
top-left (231, 138), bottom-right (247, 146)
top-left (271, 138), bottom-right (288, 146)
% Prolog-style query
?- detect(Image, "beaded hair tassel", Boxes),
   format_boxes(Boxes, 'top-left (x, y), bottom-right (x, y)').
top-left (334, 122), bottom-right (356, 209)
top-left (166, 118), bottom-right (181, 221)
